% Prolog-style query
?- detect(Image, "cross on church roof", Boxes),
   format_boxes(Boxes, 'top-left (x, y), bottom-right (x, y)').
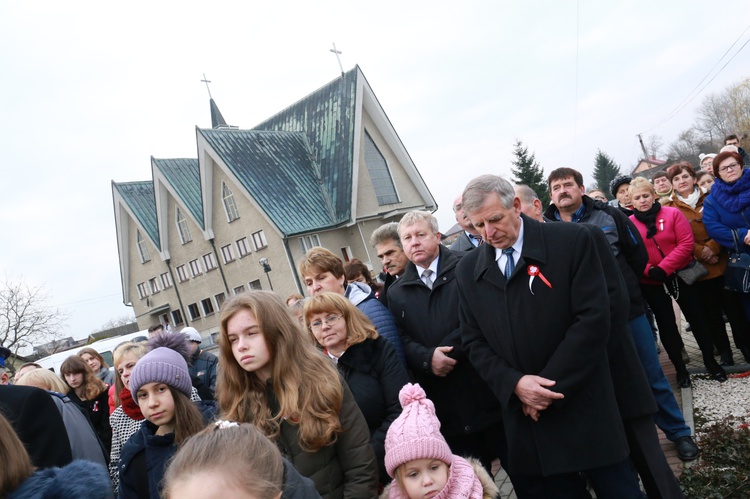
top-left (201, 73), bottom-right (213, 100)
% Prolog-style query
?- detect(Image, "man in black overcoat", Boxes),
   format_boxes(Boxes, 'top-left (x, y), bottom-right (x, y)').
top-left (0, 384), bottom-right (73, 468)
top-left (387, 210), bottom-right (506, 474)
top-left (456, 174), bottom-right (642, 498)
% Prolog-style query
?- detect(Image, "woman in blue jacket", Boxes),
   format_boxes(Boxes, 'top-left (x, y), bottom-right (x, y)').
top-left (703, 149), bottom-right (750, 362)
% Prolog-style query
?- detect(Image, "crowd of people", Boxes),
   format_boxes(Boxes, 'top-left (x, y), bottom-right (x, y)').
top-left (1, 134), bottom-right (749, 499)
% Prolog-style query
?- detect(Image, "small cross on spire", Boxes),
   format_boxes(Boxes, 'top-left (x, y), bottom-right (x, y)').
top-left (329, 43), bottom-right (344, 77)
top-left (201, 73), bottom-right (213, 100)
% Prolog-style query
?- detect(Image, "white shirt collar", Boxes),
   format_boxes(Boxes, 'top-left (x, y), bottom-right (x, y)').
top-left (494, 217), bottom-right (525, 266)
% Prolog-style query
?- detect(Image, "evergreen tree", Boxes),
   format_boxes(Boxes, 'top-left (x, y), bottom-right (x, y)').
top-left (511, 139), bottom-right (549, 207)
top-left (592, 150), bottom-right (621, 194)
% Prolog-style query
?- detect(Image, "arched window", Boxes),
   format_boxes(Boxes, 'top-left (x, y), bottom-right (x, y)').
top-left (222, 183), bottom-right (240, 222)
top-left (176, 207), bottom-right (192, 244)
top-left (364, 131), bottom-right (399, 205)
top-left (136, 230), bottom-right (150, 263)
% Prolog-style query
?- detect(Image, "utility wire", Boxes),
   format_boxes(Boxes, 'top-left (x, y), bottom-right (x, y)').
top-left (639, 23), bottom-right (750, 134)
top-left (572, 0), bottom-right (580, 166)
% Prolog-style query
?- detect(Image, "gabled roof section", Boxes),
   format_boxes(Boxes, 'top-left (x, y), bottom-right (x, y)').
top-left (113, 181), bottom-right (160, 249)
top-left (198, 128), bottom-right (337, 235)
top-left (253, 67), bottom-right (358, 224)
top-left (152, 158), bottom-right (204, 229)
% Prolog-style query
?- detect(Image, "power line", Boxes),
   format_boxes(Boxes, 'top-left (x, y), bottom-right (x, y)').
top-left (639, 23), bottom-right (750, 135)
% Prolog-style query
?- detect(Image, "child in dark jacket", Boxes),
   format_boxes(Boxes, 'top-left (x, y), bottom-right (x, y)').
top-left (118, 334), bottom-right (216, 499)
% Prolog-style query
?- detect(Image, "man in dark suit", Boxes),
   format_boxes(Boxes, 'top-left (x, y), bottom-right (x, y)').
top-left (387, 210), bottom-right (506, 474)
top-left (457, 174), bottom-right (642, 498)
top-left (449, 194), bottom-right (483, 251)
top-left (0, 384), bottom-right (73, 468)
top-left (370, 222), bottom-right (410, 307)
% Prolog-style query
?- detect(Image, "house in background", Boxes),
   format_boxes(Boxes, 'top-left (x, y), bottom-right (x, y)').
top-left (632, 156), bottom-right (668, 180)
top-left (112, 66), bottom-right (436, 334)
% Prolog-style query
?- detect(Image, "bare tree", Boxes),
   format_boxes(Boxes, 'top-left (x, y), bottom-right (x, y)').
top-left (93, 315), bottom-right (136, 333)
top-left (0, 277), bottom-right (68, 356)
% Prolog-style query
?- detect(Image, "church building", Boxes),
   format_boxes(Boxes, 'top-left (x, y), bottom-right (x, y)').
top-left (112, 66), bottom-right (436, 335)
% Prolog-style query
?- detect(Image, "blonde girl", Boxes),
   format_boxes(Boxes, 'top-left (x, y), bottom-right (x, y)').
top-left (163, 421), bottom-right (320, 499)
top-left (217, 291), bottom-right (378, 499)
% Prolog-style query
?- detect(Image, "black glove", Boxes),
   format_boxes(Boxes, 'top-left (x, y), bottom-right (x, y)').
top-left (648, 266), bottom-right (669, 282)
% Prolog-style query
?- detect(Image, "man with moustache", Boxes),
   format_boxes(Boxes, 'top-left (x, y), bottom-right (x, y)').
top-left (370, 222), bottom-right (411, 306)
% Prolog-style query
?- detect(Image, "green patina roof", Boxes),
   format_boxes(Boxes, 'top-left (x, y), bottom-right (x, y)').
top-left (252, 66), bottom-right (358, 224)
top-left (198, 129), bottom-right (336, 235)
top-left (114, 181), bottom-right (160, 250)
top-left (152, 158), bottom-right (204, 229)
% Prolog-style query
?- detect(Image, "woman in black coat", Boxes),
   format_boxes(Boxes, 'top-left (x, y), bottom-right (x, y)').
top-left (304, 292), bottom-right (409, 485)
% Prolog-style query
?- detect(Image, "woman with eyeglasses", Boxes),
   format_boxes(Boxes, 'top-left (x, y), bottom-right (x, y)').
top-left (704, 150), bottom-right (750, 328)
top-left (666, 161), bottom-right (750, 366)
top-left (303, 292), bottom-right (408, 487)
top-left (628, 177), bottom-right (728, 385)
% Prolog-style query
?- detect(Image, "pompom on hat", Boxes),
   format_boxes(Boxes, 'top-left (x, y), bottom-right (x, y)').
top-left (384, 383), bottom-right (453, 477)
top-left (129, 333), bottom-right (192, 399)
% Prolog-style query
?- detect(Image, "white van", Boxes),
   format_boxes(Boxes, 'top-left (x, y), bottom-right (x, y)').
top-left (37, 330), bottom-right (149, 375)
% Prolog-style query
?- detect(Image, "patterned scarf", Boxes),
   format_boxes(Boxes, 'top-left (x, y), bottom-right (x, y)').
top-left (710, 168), bottom-right (750, 213)
top-left (119, 387), bottom-right (144, 420)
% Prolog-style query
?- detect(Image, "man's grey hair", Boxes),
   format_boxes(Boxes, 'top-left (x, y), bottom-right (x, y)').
top-left (370, 222), bottom-right (402, 248)
top-left (514, 184), bottom-right (539, 205)
top-left (462, 175), bottom-right (516, 214)
top-left (398, 211), bottom-right (439, 235)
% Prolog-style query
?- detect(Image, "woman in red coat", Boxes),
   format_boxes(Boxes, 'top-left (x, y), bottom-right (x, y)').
top-left (628, 177), bottom-right (727, 385)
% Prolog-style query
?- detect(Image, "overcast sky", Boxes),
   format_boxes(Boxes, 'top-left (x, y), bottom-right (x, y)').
top-left (2, 1), bottom-right (749, 341)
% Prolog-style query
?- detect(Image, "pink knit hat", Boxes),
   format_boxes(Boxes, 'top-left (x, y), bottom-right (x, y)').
top-left (385, 383), bottom-right (453, 477)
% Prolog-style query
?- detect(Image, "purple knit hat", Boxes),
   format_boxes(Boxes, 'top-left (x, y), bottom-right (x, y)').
top-left (129, 346), bottom-right (192, 399)
top-left (384, 383), bottom-right (453, 477)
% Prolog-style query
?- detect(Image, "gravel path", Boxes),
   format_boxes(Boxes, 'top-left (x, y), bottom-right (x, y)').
top-left (691, 372), bottom-right (750, 433)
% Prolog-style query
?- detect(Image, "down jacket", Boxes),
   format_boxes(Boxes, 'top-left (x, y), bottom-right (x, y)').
top-left (346, 282), bottom-right (406, 367)
top-left (9, 460), bottom-right (113, 499)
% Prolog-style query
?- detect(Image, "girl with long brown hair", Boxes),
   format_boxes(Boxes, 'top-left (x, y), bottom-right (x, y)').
top-left (217, 291), bottom-right (378, 499)
top-left (60, 355), bottom-right (112, 454)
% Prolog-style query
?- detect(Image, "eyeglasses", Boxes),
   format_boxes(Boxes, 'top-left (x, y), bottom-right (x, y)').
top-left (309, 315), bottom-right (343, 331)
top-left (718, 162), bottom-right (742, 173)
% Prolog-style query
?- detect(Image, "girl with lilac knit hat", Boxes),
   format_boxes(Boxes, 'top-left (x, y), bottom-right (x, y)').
top-left (382, 383), bottom-right (498, 499)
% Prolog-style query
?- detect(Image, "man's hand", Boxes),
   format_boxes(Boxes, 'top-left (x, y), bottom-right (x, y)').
top-left (522, 404), bottom-right (542, 422)
top-left (744, 232), bottom-right (750, 246)
top-left (431, 346), bottom-right (457, 377)
top-left (514, 375), bottom-right (564, 411)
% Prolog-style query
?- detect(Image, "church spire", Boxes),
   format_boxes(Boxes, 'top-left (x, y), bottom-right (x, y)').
top-left (201, 73), bottom-right (232, 129)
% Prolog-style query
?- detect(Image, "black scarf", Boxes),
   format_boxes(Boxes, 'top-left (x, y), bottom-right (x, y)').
top-left (633, 201), bottom-right (662, 238)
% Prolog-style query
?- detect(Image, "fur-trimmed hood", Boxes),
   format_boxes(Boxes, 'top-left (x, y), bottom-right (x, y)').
top-left (9, 460), bottom-right (114, 499)
top-left (379, 457), bottom-right (499, 499)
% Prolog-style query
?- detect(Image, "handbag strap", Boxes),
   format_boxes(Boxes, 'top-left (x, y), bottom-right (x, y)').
top-left (731, 230), bottom-right (742, 254)
top-left (651, 237), bottom-right (666, 259)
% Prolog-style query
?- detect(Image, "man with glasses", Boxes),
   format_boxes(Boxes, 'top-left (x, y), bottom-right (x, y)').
top-left (724, 134), bottom-right (750, 166)
top-left (387, 210), bottom-right (508, 478)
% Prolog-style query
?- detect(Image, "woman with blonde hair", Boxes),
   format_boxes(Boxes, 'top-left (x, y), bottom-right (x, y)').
top-left (61, 355), bottom-right (112, 454)
top-left (628, 176), bottom-right (727, 385)
top-left (163, 422), bottom-right (320, 499)
top-left (304, 292), bottom-right (408, 485)
top-left (217, 291), bottom-right (378, 499)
